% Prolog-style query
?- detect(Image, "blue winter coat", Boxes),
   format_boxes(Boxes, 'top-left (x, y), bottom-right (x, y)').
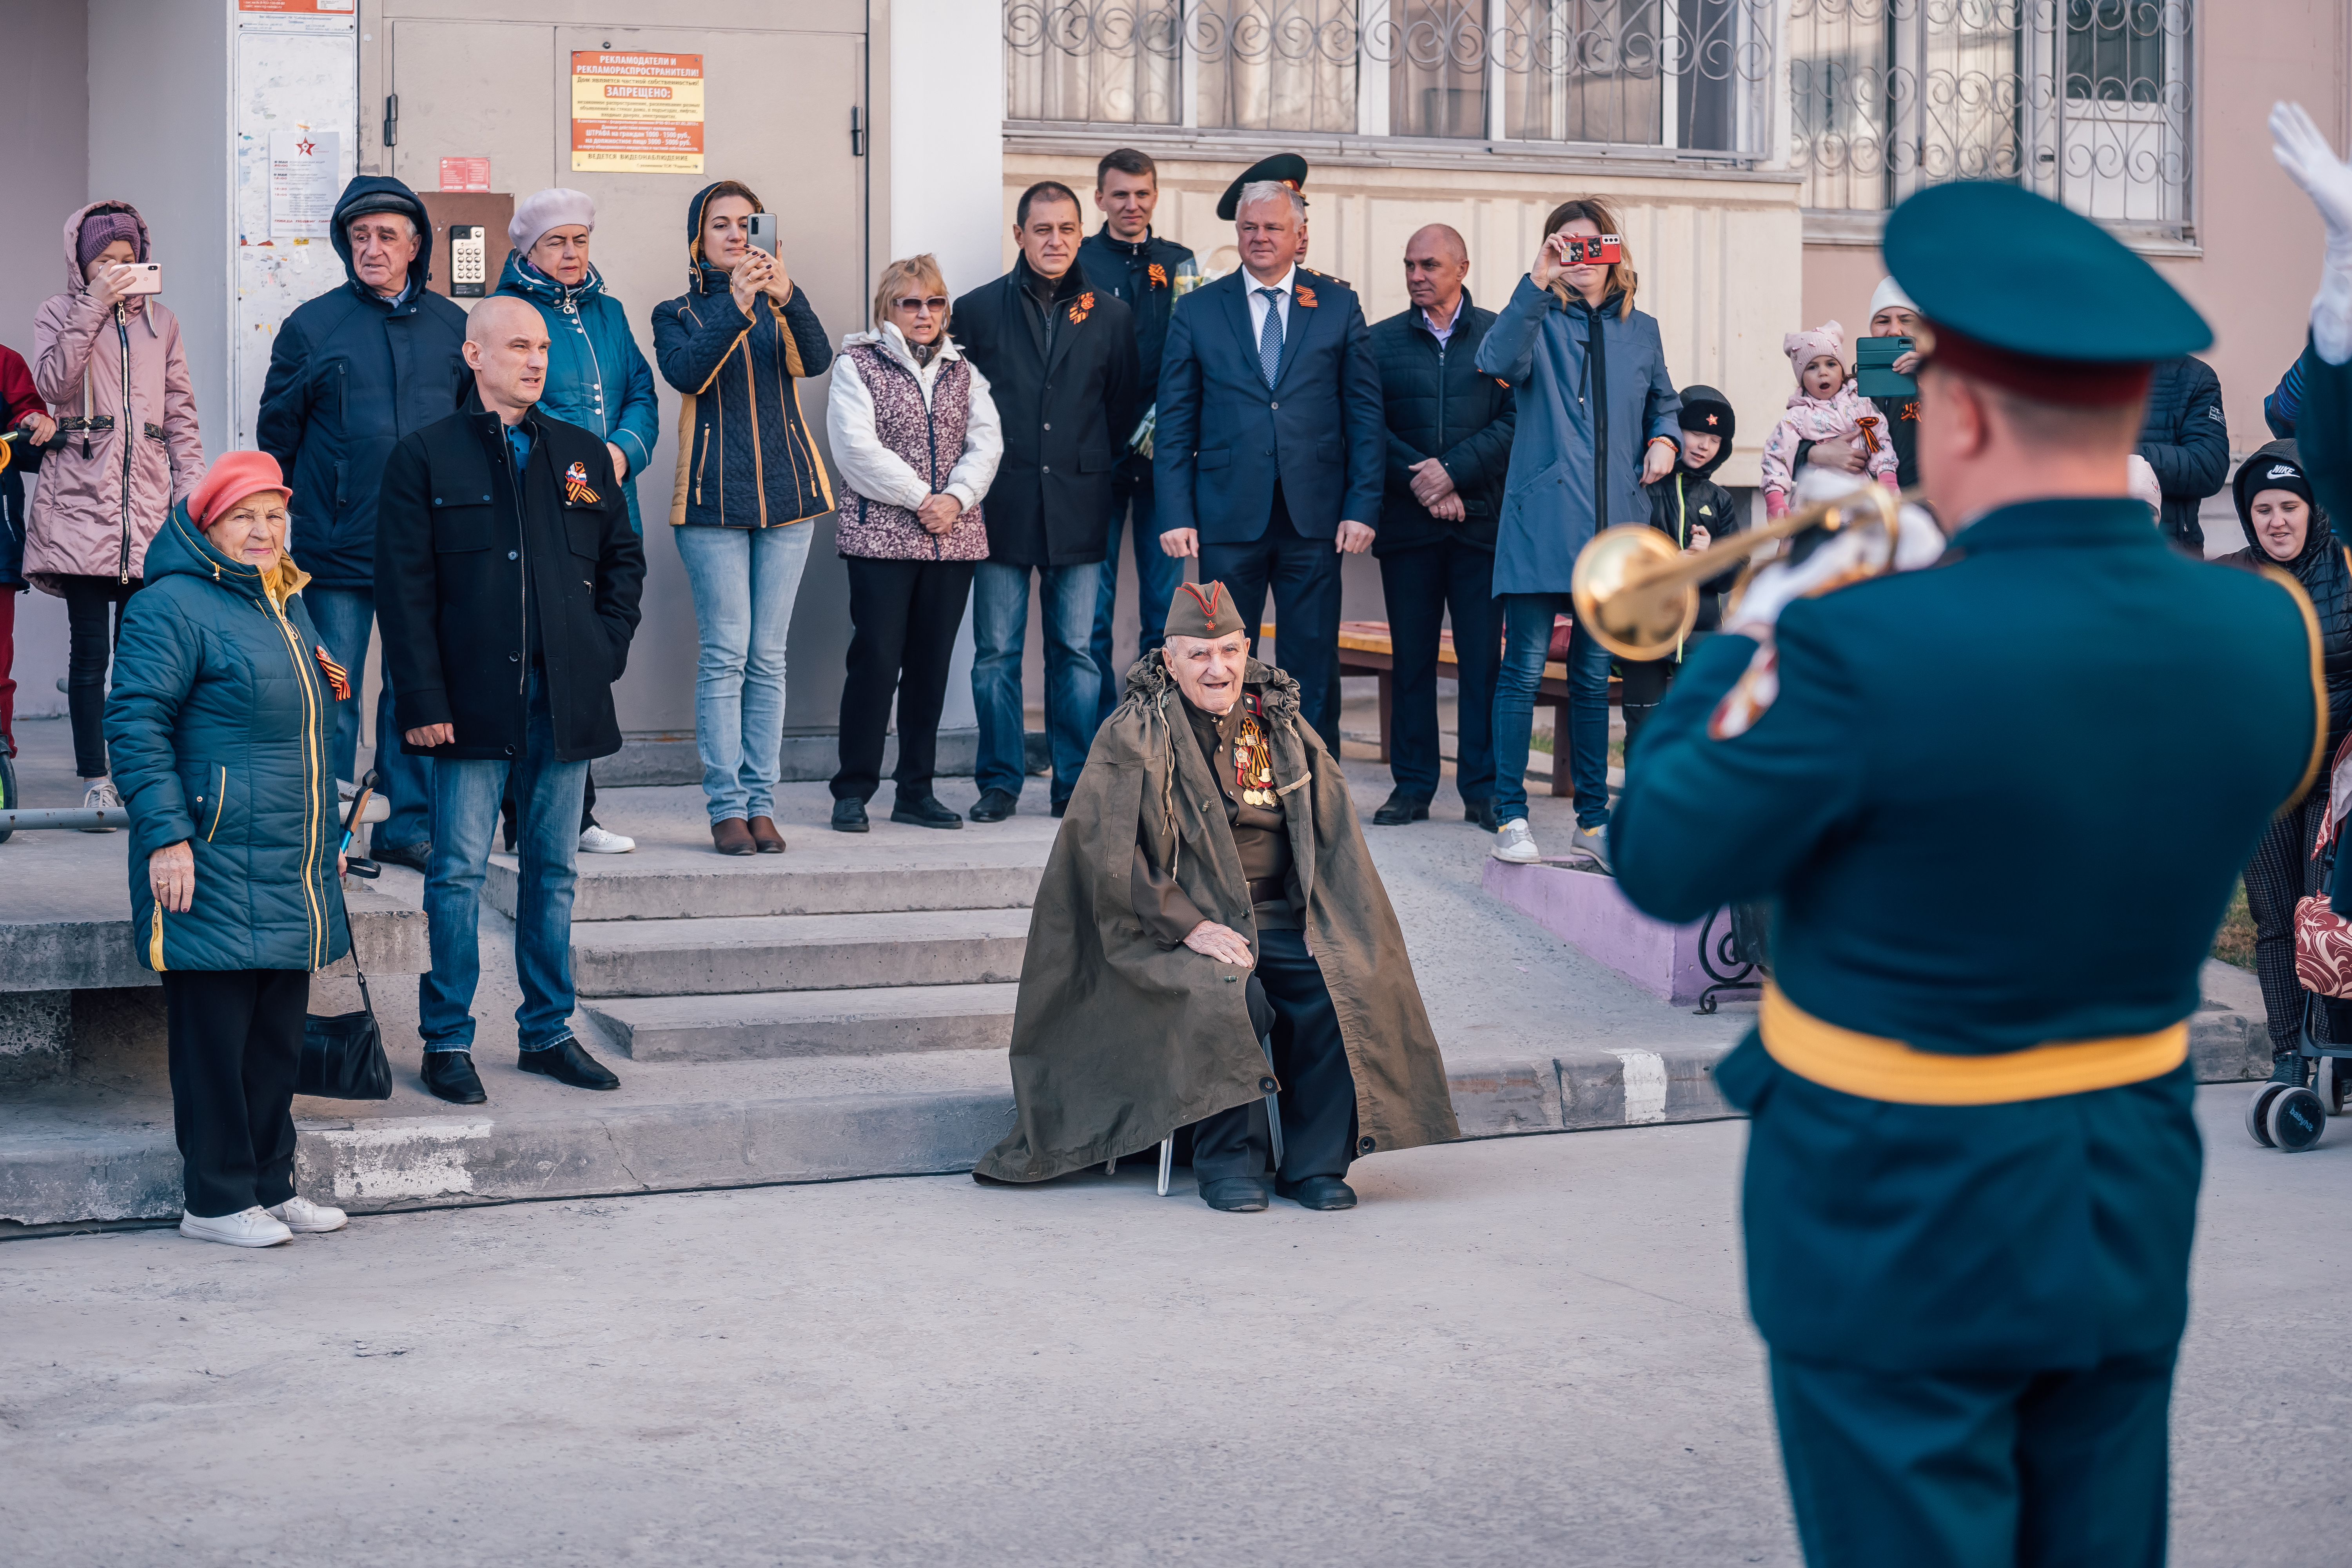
top-left (256, 176), bottom-right (470, 591)
top-left (106, 503), bottom-right (351, 974)
top-left (1475, 276), bottom-right (1681, 595)
top-left (495, 252), bottom-right (659, 534)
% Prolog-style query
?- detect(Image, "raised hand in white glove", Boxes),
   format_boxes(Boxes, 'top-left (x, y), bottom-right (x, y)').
top-left (1728, 473), bottom-right (1944, 636)
top-left (2125, 454), bottom-right (2163, 523)
top-left (2272, 100), bottom-right (2352, 364)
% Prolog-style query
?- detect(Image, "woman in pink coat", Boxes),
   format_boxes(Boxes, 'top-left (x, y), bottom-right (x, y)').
top-left (28, 200), bottom-right (205, 819)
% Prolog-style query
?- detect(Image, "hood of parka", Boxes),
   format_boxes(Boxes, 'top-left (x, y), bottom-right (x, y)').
top-left (329, 176), bottom-right (436, 300)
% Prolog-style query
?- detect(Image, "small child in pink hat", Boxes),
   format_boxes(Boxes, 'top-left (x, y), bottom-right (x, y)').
top-left (1758, 321), bottom-right (1899, 515)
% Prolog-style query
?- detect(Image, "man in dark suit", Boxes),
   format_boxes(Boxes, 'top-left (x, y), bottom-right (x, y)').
top-left (951, 181), bottom-right (1139, 820)
top-left (1154, 165), bottom-right (1384, 755)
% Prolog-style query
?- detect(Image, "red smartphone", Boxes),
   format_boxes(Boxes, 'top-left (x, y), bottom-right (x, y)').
top-left (1560, 234), bottom-right (1622, 266)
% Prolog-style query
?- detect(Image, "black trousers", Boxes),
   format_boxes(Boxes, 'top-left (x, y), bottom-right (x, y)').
top-left (2244, 791), bottom-right (2343, 1056)
top-left (1201, 489), bottom-right (1343, 755)
top-left (161, 967), bottom-right (308, 1218)
top-left (1190, 927), bottom-right (1358, 1184)
top-left (1377, 537), bottom-right (1497, 805)
top-left (833, 555), bottom-right (977, 804)
top-left (62, 573), bottom-right (142, 778)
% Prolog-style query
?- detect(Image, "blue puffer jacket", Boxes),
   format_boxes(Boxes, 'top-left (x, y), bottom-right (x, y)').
top-left (256, 176), bottom-right (470, 590)
top-left (105, 504), bottom-right (350, 974)
top-left (495, 251), bottom-right (659, 533)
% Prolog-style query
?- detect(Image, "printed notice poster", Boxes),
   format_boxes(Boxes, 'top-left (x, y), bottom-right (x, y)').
top-left (571, 52), bottom-right (704, 173)
top-left (237, 0), bottom-right (354, 12)
top-left (269, 129), bottom-right (342, 238)
top-left (439, 157), bottom-right (491, 191)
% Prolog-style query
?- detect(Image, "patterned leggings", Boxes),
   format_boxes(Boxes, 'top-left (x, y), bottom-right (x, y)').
top-left (2245, 793), bottom-right (2331, 1056)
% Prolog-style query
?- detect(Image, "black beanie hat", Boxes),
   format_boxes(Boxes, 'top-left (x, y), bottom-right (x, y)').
top-left (2234, 442), bottom-right (2315, 525)
top-left (1673, 384), bottom-right (1737, 480)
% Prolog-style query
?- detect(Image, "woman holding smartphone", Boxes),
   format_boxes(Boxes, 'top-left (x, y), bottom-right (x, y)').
top-left (27, 200), bottom-right (206, 825)
top-left (651, 181), bottom-right (834, 857)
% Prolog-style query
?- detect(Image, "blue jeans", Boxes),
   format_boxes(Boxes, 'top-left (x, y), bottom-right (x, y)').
top-left (304, 585), bottom-right (432, 851)
top-left (675, 522), bottom-right (814, 824)
top-left (418, 673), bottom-right (587, 1053)
top-left (1492, 592), bottom-right (1612, 829)
top-left (971, 559), bottom-right (1102, 801)
top-left (1091, 481), bottom-right (1185, 725)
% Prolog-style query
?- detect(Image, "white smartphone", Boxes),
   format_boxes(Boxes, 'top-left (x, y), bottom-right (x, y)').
top-left (746, 212), bottom-right (780, 257)
top-left (118, 262), bottom-right (163, 296)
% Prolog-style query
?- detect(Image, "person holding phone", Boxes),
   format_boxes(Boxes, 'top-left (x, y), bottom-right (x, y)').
top-left (27, 200), bottom-right (207, 827)
top-left (1800, 278), bottom-right (1924, 490)
top-left (651, 181), bottom-right (835, 856)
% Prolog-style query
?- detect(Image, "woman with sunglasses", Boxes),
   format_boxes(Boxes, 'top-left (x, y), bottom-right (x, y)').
top-left (823, 256), bottom-right (1001, 831)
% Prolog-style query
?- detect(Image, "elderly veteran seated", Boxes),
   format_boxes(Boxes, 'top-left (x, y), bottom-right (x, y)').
top-left (973, 581), bottom-right (1458, 1212)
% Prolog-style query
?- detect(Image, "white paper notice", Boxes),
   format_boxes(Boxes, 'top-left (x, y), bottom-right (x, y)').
top-left (269, 128), bottom-right (342, 238)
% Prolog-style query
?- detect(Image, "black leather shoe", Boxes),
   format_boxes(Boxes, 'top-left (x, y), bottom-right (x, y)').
top-left (1463, 798), bottom-right (1499, 832)
top-left (374, 840), bottom-right (432, 875)
top-left (891, 796), bottom-right (964, 829)
top-left (422, 1051), bottom-right (486, 1105)
top-left (1199, 1177), bottom-right (1270, 1213)
top-left (1050, 797), bottom-right (1069, 818)
top-left (832, 797), bottom-right (870, 833)
top-left (1372, 790), bottom-right (1430, 826)
top-left (967, 788), bottom-right (1019, 823)
top-left (519, 1036), bottom-right (621, 1091)
top-left (1275, 1175), bottom-right (1357, 1210)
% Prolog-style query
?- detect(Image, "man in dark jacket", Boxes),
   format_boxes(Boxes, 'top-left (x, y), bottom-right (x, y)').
top-left (377, 297), bottom-right (644, 1107)
top-left (1367, 224), bottom-right (1515, 828)
top-left (952, 181), bottom-right (1139, 820)
top-left (2136, 353), bottom-right (2229, 551)
top-left (1077, 149), bottom-right (1197, 724)
top-left (256, 176), bottom-right (467, 870)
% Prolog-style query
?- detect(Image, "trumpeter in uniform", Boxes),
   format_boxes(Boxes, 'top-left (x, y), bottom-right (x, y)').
top-left (1608, 179), bottom-right (2325, 1565)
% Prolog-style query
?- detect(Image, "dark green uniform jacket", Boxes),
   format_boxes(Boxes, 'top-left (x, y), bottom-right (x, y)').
top-left (975, 655), bottom-right (1459, 1182)
top-left (1613, 498), bottom-right (2320, 1372)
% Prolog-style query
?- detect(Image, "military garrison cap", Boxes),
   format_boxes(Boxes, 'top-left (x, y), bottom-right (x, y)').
top-left (1217, 154), bottom-right (1310, 221)
top-left (1884, 181), bottom-right (2211, 404)
top-left (1167, 581), bottom-right (1248, 640)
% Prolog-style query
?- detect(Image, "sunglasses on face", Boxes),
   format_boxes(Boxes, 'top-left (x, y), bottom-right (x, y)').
top-left (893, 296), bottom-right (949, 313)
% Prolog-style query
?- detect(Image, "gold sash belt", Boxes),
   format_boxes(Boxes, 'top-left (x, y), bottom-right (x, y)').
top-left (1759, 984), bottom-right (2188, 1106)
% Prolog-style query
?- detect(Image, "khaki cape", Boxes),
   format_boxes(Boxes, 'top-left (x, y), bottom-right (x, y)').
top-left (974, 655), bottom-right (1460, 1183)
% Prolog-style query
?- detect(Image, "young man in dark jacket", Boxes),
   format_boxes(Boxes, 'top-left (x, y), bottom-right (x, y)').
top-left (377, 298), bottom-right (644, 1107)
top-left (256, 176), bottom-right (468, 869)
top-left (2135, 353), bottom-right (2229, 552)
top-left (1076, 149), bottom-right (1196, 722)
top-left (1624, 384), bottom-right (1743, 746)
top-left (1367, 223), bottom-right (1515, 828)
top-left (952, 180), bottom-right (1138, 820)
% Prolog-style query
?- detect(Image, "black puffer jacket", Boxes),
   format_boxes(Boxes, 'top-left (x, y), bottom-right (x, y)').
top-left (2226, 437), bottom-right (2352, 758)
top-left (1369, 292), bottom-right (1516, 554)
top-left (1643, 383), bottom-right (1743, 633)
top-left (2138, 354), bottom-right (2229, 552)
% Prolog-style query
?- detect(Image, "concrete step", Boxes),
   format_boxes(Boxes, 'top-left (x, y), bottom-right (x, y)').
top-left (486, 845), bottom-right (1046, 922)
top-left (580, 983), bottom-right (1020, 1062)
top-left (570, 909), bottom-right (1031, 999)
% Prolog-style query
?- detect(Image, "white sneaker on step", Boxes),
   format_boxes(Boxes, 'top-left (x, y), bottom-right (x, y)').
top-left (1491, 818), bottom-right (1540, 863)
top-left (180, 1207), bottom-right (293, 1247)
top-left (81, 776), bottom-right (122, 833)
top-left (578, 825), bottom-right (635, 854)
top-left (266, 1196), bottom-right (348, 1233)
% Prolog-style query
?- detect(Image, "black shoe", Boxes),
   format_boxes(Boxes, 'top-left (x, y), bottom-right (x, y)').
top-left (1051, 797), bottom-right (1070, 819)
top-left (1275, 1175), bottom-right (1357, 1210)
top-left (1199, 1177), bottom-right (1269, 1212)
top-left (519, 1036), bottom-right (621, 1091)
top-left (832, 797), bottom-right (870, 833)
top-left (422, 1051), bottom-right (486, 1105)
top-left (1372, 790), bottom-right (1430, 826)
top-left (1463, 798), bottom-right (1499, 831)
top-left (968, 788), bottom-right (1019, 824)
top-left (891, 796), bottom-right (964, 829)
top-left (374, 840), bottom-right (431, 875)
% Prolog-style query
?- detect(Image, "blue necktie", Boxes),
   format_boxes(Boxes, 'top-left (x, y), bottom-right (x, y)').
top-left (1257, 287), bottom-right (1284, 388)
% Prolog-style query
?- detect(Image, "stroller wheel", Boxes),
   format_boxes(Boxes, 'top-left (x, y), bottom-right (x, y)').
top-left (2320, 1057), bottom-right (2350, 1117)
top-left (2248, 1083), bottom-right (2284, 1148)
top-left (2268, 1086), bottom-right (2328, 1152)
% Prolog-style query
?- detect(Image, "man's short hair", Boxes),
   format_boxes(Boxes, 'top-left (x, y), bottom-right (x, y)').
top-left (1234, 180), bottom-right (1305, 221)
top-left (1097, 148), bottom-right (1156, 187)
top-left (1016, 181), bottom-right (1083, 229)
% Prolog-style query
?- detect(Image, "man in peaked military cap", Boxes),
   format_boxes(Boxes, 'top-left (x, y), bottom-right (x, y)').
top-left (974, 581), bottom-right (1459, 1212)
top-left (1609, 180), bottom-right (2325, 1566)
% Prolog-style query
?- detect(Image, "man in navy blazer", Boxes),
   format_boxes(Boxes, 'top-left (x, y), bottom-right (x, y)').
top-left (1154, 178), bottom-right (1383, 752)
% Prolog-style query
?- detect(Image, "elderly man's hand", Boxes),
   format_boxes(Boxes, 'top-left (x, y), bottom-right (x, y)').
top-left (1182, 920), bottom-right (1255, 968)
top-left (1336, 520), bottom-right (1376, 554)
top-left (404, 724), bottom-right (455, 749)
top-left (1160, 526), bottom-right (1198, 559)
top-left (149, 842), bottom-right (194, 914)
top-left (1430, 494), bottom-right (1466, 523)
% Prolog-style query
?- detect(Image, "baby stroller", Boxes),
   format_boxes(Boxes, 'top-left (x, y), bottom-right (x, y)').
top-left (2253, 734), bottom-right (2352, 1151)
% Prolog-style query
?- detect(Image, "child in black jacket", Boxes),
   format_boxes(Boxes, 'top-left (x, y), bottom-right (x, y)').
top-left (1624, 384), bottom-right (1742, 747)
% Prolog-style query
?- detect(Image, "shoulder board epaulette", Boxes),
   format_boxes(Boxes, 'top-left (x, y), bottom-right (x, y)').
top-left (1300, 267), bottom-right (1352, 290)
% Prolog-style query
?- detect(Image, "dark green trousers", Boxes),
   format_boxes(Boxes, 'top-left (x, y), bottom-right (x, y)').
top-left (1769, 1347), bottom-right (2176, 1568)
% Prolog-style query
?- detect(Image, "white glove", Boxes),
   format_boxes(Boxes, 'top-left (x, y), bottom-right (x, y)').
top-left (2125, 454), bottom-right (2163, 522)
top-left (1729, 477), bottom-right (1944, 635)
top-left (2272, 100), bottom-right (2352, 364)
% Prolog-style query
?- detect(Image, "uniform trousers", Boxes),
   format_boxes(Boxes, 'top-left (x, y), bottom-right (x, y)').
top-left (160, 967), bottom-right (308, 1219)
top-left (1769, 1346), bottom-right (2176, 1568)
top-left (833, 555), bottom-right (977, 806)
top-left (1189, 927), bottom-right (1357, 1183)
top-left (1201, 486), bottom-right (1343, 756)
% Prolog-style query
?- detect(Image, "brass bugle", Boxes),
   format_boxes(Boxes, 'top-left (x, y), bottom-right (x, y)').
top-left (1570, 484), bottom-right (1909, 662)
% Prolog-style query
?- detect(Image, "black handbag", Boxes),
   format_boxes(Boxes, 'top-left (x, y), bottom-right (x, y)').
top-left (301, 960), bottom-right (392, 1099)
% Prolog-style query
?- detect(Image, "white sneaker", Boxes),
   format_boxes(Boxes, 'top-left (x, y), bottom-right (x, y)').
top-left (579, 825), bottom-right (635, 854)
top-left (81, 775), bottom-right (122, 833)
top-left (266, 1195), bottom-right (348, 1233)
top-left (180, 1206), bottom-right (293, 1247)
top-left (1491, 818), bottom-right (1540, 863)
top-left (1566, 822), bottom-right (1614, 875)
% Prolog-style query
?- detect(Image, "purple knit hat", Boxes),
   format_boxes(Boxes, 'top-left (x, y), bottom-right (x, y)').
top-left (77, 211), bottom-right (145, 272)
